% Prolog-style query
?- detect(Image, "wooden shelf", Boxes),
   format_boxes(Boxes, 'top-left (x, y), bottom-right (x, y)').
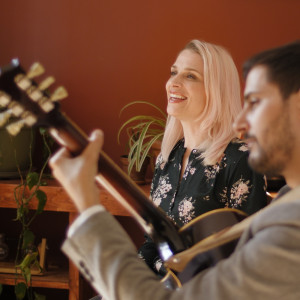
top-left (0, 266), bottom-right (69, 289)
top-left (0, 178), bottom-right (150, 299)
top-left (0, 179), bottom-right (150, 216)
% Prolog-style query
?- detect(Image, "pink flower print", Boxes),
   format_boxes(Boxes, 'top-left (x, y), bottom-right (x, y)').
top-left (230, 178), bottom-right (252, 208)
top-left (153, 197), bottom-right (162, 206)
top-left (152, 175), bottom-right (172, 207)
top-left (189, 167), bottom-right (196, 175)
top-left (178, 197), bottom-right (195, 224)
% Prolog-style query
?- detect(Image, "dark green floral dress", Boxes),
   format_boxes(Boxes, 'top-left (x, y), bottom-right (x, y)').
top-left (138, 138), bottom-right (267, 276)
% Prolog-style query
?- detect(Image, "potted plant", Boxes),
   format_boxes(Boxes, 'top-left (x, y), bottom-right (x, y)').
top-left (117, 101), bottom-right (167, 182)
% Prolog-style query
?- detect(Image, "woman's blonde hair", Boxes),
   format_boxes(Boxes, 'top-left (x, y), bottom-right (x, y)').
top-left (161, 39), bottom-right (242, 165)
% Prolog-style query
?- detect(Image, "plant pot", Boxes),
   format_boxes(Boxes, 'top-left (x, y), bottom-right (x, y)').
top-left (120, 155), bottom-right (150, 185)
top-left (0, 126), bottom-right (36, 179)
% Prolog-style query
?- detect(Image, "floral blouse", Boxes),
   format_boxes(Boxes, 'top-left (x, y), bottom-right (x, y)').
top-left (138, 138), bottom-right (267, 276)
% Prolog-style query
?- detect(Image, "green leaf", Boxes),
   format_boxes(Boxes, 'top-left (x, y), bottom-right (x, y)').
top-left (39, 127), bottom-right (47, 135)
top-left (26, 172), bottom-right (39, 190)
top-left (15, 282), bottom-right (27, 300)
top-left (22, 230), bottom-right (35, 250)
top-left (14, 206), bottom-right (24, 221)
top-left (23, 266), bottom-right (31, 284)
top-left (36, 190), bottom-right (47, 214)
top-left (17, 252), bottom-right (38, 271)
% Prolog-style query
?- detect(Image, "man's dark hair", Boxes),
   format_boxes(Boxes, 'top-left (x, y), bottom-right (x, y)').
top-left (243, 40), bottom-right (300, 99)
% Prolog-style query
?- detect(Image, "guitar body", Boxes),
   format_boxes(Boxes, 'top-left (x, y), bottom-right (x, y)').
top-left (0, 59), bottom-right (248, 289)
top-left (162, 208), bottom-right (247, 289)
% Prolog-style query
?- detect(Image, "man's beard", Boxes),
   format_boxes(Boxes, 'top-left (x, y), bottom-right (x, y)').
top-left (247, 109), bottom-right (294, 177)
top-left (248, 145), bottom-right (287, 177)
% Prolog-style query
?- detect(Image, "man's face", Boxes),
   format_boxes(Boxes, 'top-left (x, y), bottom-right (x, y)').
top-left (234, 65), bottom-right (296, 177)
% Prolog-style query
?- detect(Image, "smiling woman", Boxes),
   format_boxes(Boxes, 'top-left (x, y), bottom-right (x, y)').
top-left (138, 39), bottom-right (268, 277)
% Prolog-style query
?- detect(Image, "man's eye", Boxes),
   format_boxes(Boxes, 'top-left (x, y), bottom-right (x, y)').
top-left (170, 71), bottom-right (177, 76)
top-left (250, 98), bottom-right (259, 105)
top-left (247, 98), bottom-right (261, 109)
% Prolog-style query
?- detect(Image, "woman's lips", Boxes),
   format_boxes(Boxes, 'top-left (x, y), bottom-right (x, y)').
top-left (168, 93), bottom-right (187, 103)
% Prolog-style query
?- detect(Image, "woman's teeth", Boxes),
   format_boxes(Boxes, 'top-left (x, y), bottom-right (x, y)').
top-left (169, 93), bottom-right (187, 102)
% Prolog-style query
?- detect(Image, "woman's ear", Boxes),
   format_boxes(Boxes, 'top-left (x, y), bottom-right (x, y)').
top-left (295, 89), bottom-right (300, 110)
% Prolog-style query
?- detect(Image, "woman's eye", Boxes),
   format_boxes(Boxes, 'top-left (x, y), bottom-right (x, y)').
top-left (170, 71), bottom-right (177, 76)
top-left (187, 74), bottom-right (196, 79)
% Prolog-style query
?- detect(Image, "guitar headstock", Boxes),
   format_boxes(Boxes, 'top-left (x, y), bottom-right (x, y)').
top-left (0, 58), bottom-right (68, 135)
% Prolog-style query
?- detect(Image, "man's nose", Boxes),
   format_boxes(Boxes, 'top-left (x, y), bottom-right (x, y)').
top-left (233, 109), bottom-right (249, 138)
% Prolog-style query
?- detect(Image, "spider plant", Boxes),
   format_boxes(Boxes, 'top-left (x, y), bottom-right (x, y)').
top-left (117, 101), bottom-right (167, 175)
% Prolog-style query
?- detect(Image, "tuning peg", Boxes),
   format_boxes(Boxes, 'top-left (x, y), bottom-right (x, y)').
top-left (14, 74), bottom-right (32, 90)
top-left (27, 62), bottom-right (45, 79)
top-left (50, 86), bottom-right (68, 101)
top-left (38, 97), bottom-right (55, 112)
top-left (21, 111), bottom-right (37, 127)
top-left (27, 86), bottom-right (43, 102)
top-left (38, 76), bottom-right (55, 91)
top-left (0, 109), bottom-right (12, 127)
top-left (8, 101), bottom-right (25, 117)
top-left (6, 120), bottom-right (25, 136)
top-left (0, 91), bottom-right (11, 106)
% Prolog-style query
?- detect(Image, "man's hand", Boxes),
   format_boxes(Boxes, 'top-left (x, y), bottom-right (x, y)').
top-left (50, 129), bottom-right (104, 212)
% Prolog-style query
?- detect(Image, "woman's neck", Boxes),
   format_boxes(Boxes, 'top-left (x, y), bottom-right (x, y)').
top-left (181, 121), bottom-right (208, 151)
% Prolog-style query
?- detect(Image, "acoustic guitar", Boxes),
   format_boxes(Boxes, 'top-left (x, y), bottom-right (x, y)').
top-left (0, 59), bottom-right (248, 288)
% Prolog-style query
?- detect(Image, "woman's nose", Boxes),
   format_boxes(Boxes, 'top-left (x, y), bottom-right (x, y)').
top-left (166, 77), bottom-right (181, 91)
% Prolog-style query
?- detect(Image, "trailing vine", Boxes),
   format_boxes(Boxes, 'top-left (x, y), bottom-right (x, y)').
top-left (0, 127), bottom-right (52, 300)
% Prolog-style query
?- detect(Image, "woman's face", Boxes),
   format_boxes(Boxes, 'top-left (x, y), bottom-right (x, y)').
top-left (166, 49), bottom-right (206, 122)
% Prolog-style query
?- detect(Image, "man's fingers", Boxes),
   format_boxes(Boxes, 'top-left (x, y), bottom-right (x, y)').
top-left (49, 147), bottom-right (71, 169)
top-left (83, 129), bottom-right (104, 161)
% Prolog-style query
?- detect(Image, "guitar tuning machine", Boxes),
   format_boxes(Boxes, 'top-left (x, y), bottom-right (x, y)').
top-left (14, 74), bottom-right (32, 90)
top-left (21, 111), bottom-right (37, 127)
top-left (27, 86), bottom-right (44, 102)
top-left (38, 76), bottom-right (55, 91)
top-left (0, 91), bottom-right (12, 107)
top-left (50, 86), bottom-right (68, 101)
top-left (0, 109), bottom-right (12, 127)
top-left (27, 62), bottom-right (45, 79)
top-left (38, 97), bottom-right (55, 113)
top-left (6, 119), bottom-right (25, 136)
top-left (7, 101), bottom-right (25, 117)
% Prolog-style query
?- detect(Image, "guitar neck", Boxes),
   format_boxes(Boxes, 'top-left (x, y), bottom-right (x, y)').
top-left (0, 59), bottom-right (187, 258)
top-left (47, 111), bottom-right (187, 254)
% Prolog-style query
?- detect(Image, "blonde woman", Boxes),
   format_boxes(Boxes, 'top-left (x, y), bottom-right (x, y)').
top-left (138, 40), bottom-right (267, 276)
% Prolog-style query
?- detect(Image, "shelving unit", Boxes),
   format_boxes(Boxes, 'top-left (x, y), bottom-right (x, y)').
top-left (0, 179), bottom-right (277, 299)
top-left (0, 179), bottom-right (150, 299)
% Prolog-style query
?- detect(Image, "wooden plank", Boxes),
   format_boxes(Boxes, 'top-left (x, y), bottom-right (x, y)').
top-left (0, 179), bottom-right (151, 216)
top-left (0, 267), bottom-right (69, 289)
